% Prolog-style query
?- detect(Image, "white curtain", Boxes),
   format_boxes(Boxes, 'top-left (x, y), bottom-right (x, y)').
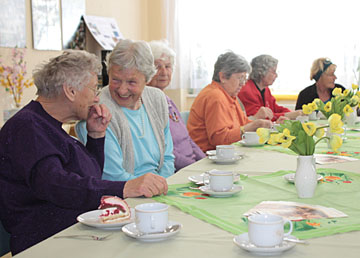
top-left (164, 0), bottom-right (360, 93)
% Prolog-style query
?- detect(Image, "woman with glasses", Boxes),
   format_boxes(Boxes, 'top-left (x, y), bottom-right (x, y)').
top-left (0, 50), bottom-right (168, 255)
top-left (147, 40), bottom-right (205, 171)
top-left (187, 51), bottom-right (272, 152)
top-left (76, 39), bottom-right (175, 181)
top-left (239, 54), bottom-right (303, 122)
top-left (295, 58), bottom-right (345, 110)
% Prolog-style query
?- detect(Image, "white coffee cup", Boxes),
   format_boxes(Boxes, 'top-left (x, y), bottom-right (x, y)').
top-left (216, 145), bottom-right (235, 159)
top-left (242, 132), bottom-right (260, 145)
top-left (248, 214), bottom-right (293, 247)
top-left (204, 170), bottom-right (233, 192)
top-left (135, 203), bottom-right (168, 233)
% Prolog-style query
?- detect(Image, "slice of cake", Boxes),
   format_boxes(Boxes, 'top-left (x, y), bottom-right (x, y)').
top-left (98, 196), bottom-right (131, 224)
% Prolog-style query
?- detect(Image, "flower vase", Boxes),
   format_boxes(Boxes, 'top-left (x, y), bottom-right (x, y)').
top-left (345, 107), bottom-right (357, 127)
top-left (294, 155), bottom-right (317, 198)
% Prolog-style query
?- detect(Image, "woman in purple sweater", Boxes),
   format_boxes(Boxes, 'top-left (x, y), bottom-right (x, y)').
top-left (147, 40), bottom-right (205, 171)
top-left (0, 50), bottom-right (167, 255)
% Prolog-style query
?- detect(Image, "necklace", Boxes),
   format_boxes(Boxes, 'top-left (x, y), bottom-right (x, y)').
top-left (137, 98), bottom-right (145, 139)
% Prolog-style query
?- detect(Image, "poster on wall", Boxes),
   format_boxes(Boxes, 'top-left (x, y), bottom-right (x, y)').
top-left (83, 15), bottom-right (123, 50)
top-left (0, 0), bottom-right (26, 48)
top-left (31, 0), bottom-right (62, 50)
top-left (61, 0), bottom-right (85, 49)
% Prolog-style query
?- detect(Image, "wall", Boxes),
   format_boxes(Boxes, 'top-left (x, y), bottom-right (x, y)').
top-left (0, 0), bottom-right (163, 125)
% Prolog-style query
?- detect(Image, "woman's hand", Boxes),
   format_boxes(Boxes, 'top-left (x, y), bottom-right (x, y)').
top-left (253, 107), bottom-right (274, 120)
top-left (86, 104), bottom-right (112, 139)
top-left (123, 173), bottom-right (168, 198)
top-left (244, 119), bottom-right (273, 132)
top-left (284, 110), bottom-right (303, 120)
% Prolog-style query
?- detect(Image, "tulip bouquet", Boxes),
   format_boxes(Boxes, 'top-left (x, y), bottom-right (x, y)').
top-left (302, 85), bottom-right (360, 120)
top-left (256, 114), bottom-right (344, 155)
top-left (0, 47), bottom-right (34, 107)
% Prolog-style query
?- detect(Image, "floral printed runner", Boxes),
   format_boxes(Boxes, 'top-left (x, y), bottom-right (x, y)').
top-left (153, 169), bottom-right (360, 239)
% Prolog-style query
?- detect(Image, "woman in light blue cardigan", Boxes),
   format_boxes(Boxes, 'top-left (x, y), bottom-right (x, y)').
top-left (77, 39), bottom-right (175, 181)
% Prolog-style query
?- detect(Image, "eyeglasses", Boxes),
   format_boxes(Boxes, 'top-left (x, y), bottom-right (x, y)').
top-left (85, 85), bottom-right (102, 96)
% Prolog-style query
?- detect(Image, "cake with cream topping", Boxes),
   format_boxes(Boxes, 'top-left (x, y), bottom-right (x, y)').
top-left (98, 196), bottom-right (131, 223)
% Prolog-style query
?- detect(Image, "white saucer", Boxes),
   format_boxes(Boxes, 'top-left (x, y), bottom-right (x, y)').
top-left (122, 221), bottom-right (182, 242)
top-left (233, 233), bottom-right (296, 256)
top-left (206, 150), bottom-right (245, 156)
top-left (199, 185), bottom-right (243, 197)
top-left (208, 155), bottom-right (242, 164)
top-left (77, 208), bottom-right (134, 230)
top-left (188, 171), bottom-right (241, 185)
top-left (239, 140), bottom-right (264, 147)
top-left (283, 173), bottom-right (323, 183)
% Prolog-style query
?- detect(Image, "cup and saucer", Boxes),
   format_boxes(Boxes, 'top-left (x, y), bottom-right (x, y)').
top-left (199, 170), bottom-right (244, 197)
top-left (122, 203), bottom-right (182, 242)
top-left (233, 213), bottom-right (297, 255)
top-left (239, 132), bottom-right (264, 147)
top-left (208, 145), bottom-right (243, 164)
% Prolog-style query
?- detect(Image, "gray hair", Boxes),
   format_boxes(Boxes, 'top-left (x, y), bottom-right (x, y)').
top-left (148, 40), bottom-right (176, 68)
top-left (249, 54), bottom-right (278, 83)
top-left (33, 50), bottom-right (101, 98)
top-left (106, 39), bottom-right (156, 83)
top-left (212, 51), bottom-right (251, 82)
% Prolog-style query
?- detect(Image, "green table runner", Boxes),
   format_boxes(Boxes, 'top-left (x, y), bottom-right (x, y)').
top-left (154, 169), bottom-right (360, 239)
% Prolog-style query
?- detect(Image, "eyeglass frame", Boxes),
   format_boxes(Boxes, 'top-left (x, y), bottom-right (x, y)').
top-left (85, 85), bottom-right (102, 96)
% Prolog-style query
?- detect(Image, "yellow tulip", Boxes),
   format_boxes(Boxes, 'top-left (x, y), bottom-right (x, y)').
top-left (343, 104), bottom-right (354, 117)
top-left (256, 128), bottom-right (270, 144)
top-left (329, 134), bottom-right (343, 152)
top-left (357, 91), bottom-right (360, 98)
top-left (332, 87), bottom-right (343, 96)
top-left (315, 128), bottom-right (325, 138)
top-left (278, 128), bottom-right (296, 148)
top-left (302, 104), bottom-right (313, 115)
top-left (267, 134), bottom-right (280, 145)
top-left (302, 122), bottom-right (316, 136)
top-left (343, 89), bottom-right (350, 97)
top-left (352, 84), bottom-right (359, 90)
top-left (313, 98), bottom-right (321, 106)
top-left (350, 95), bottom-right (359, 105)
top-left (328, 114), bottom-right (344, 134)
top-left (324, 102), bottom-right (332, 112)
top-left (309, 102), bottom-right (317, 110)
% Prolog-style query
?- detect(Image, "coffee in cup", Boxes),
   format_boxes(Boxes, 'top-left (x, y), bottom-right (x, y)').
top-left (248, 213), bottom-right (293, 247)
top-left (204, 170), bottom-right (233, 192)
top-left (216, 145), bottom-right (235, 159)
top-left (135, 203), bottom-right (168, 233)
top-left (242, 132), bottom-right (260, 145)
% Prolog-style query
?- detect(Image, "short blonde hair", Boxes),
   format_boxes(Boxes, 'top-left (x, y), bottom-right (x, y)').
top-left (310, 58), bottom-right (337, 81)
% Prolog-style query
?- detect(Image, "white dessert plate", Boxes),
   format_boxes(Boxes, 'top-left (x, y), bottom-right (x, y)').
top-left (233, 233), bottom-right (296, 256)
top-left (122, 221), bottom-right (182, 242)
top-left (199, 185), bottom-right (243, 197)
top-left (188, 171), bottom-right (241, 185)
top-left (77, 208), bottom-right (134, 230)
top-left (208, 155), bottom-right (242, 164)
top-left (238, 140), bottom-right (264, 147)
top-left (206, 150), bottom-right (245, 156)
top-left (283, 173), bottom-right (323, 183)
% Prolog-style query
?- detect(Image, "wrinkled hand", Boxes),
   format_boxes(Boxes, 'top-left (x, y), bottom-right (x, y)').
top-left (284, 110), bottom-right (303, 120)
top-left (254, 107), bottom-right (274, 120)
top-left (276, 116), bottom-right (288, 124)
top-left (86, 104), bottom-right (112, 138)
top-left (123, 173), bottom-right (168, 198)
top-left (244, 119), bottom-right (273, 132)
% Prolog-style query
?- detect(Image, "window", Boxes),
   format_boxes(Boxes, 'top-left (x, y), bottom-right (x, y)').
top-left (165, 0), bottom-right (360, 95)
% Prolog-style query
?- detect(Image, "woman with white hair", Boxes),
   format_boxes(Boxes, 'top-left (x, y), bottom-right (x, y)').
top-left (77, 39), bottom-right (175, 181)
top-left (239, 54), bottom-right (302, 121)
top-left (187, 51), bottom-right (272, 152)
top-left (147, 40), bottom-right (205, 171)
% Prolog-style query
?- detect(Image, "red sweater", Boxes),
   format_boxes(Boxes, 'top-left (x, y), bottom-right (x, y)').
top-left (238, 80), bottom-right (290, 121)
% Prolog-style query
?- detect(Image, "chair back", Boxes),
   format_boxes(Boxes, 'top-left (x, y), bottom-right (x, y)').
top-left (180, 111), bottom-right (190, 126)
top-left (0, 220), bottom-right (10, 257)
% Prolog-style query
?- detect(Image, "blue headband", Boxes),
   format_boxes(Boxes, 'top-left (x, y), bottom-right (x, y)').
top-left (313, 59), bottom-right (333, 81)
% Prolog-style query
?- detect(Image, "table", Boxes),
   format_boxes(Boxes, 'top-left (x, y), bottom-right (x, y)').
top-left (15, 146), bottom-right (360, 258)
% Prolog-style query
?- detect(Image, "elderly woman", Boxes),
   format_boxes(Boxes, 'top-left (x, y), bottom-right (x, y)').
top-left (76, 39), bottom-right (175, 181)
top-left (187, 51), bottom-right (272, 152)
top-left (0, 50), bottom-right (167, 255)
top-left (295, 57), bottom-right (345, 110)
top-left (239, 55), bottom-right (302, 121)
top-left (147, 40), bottom-right (205, 171)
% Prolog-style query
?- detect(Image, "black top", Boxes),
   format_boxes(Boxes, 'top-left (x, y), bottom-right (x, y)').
top-left (295, 83), bottom-right (345, 110)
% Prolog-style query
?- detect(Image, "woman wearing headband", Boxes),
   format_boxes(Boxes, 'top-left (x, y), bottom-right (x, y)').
top-left (295, 58), bottom-right (345, 110)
